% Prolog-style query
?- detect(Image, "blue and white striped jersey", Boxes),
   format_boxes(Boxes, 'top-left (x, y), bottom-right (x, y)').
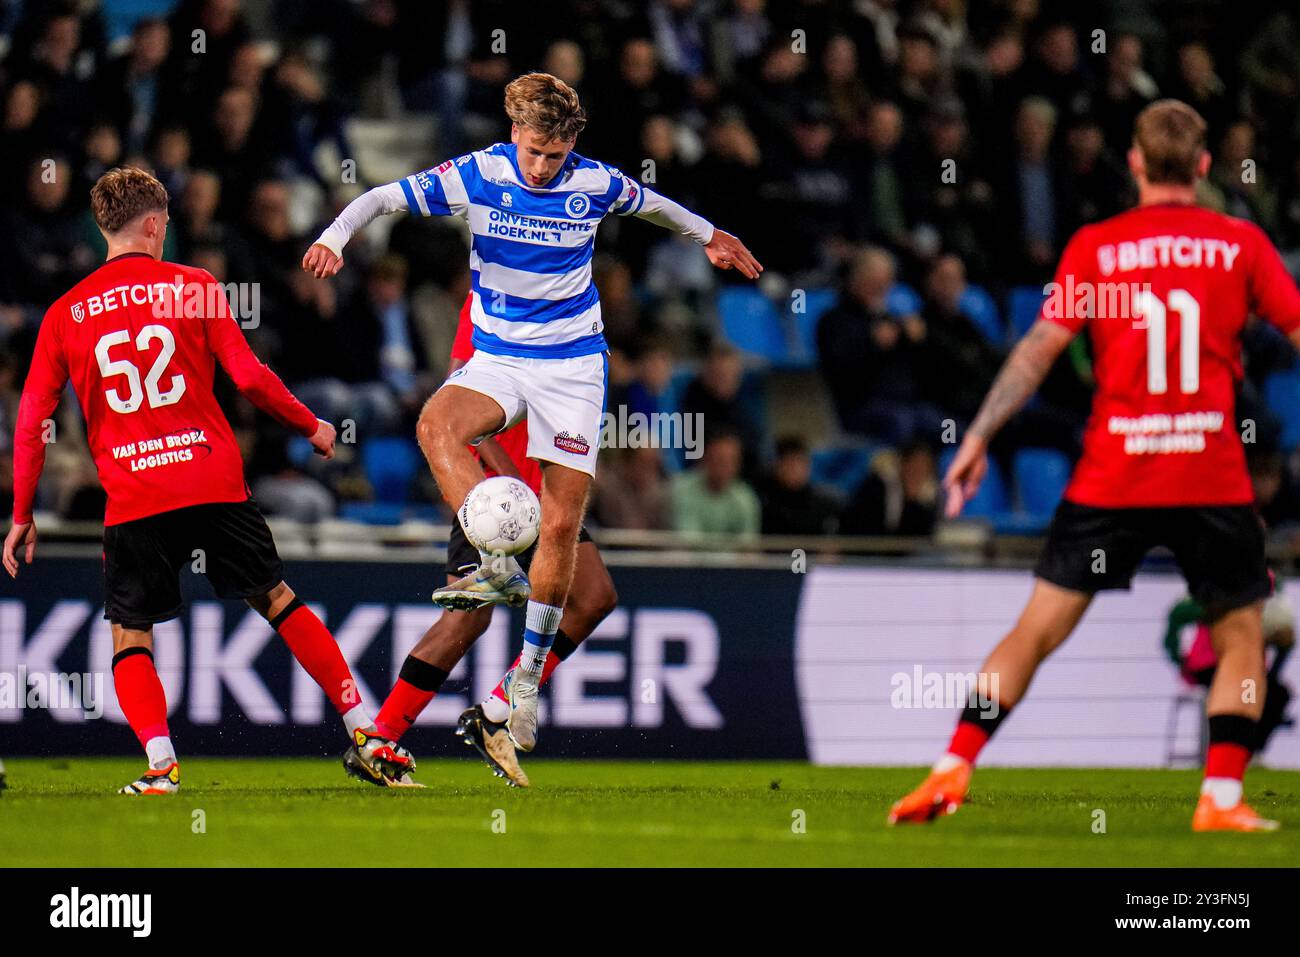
top-left (400, 142), bottom-right (648, 359)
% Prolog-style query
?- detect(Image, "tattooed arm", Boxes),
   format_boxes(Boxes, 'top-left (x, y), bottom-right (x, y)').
top-left (943, 320), bottom-right (1076, 516)
top-left (968, 320), bottom-right (1075, 441)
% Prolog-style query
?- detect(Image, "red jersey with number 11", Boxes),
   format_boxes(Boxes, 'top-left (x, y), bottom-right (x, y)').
top-left (1040, 204), bottom-right (1300, 507)
top-left (13, 254), bottom-right (319, 526)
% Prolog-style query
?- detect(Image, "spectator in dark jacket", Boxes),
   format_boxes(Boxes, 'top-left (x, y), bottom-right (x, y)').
top-left (760, 436), bottom-right (840, 535)
top-left (817, 245), bottom-right (946, 445)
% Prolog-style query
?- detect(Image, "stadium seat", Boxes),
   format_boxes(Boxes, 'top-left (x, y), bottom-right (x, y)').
top-left (810, 442), bottom-right (880, 499)
top-left (363, 437), bottom-right (421, 505)
top-left (1263, 369), bottom-right (1300, 451)
top-left (1007, 286), bottom-right (1047, 342)
top-left (1012, 447), bottom-right (1072, 523)
top-left (717, 286), bottom-right (787, 364)
top-left (789, 288), bottom-right (839, 368)
top-left (960, 285), bottom-right (1004, 345)
top-left (339, 501), bottom-right (408, 525)
top-left (939, 447), bottom-right (1009, 519)
top-left (887, 282), bottom-right (923, 316)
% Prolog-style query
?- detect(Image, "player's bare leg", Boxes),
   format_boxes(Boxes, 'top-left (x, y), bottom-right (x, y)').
top-left (1193, 601), bottom-right (1279, 832)
top-left (505, 462), bottom-right (591, 752)
top-left (417, 386), bottom-right (533, 608)
top-left (889, 580), bottom-right (1092, 823)
top-left (111, 624), bottom-right (180, 795)
top-left (415, 386), bottom-right (502, 511)
top-left (246, 582), bottom-right (416, 786)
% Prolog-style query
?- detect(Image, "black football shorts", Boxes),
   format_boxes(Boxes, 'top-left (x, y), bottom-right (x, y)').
top-left (103, 499), bottom-right (284, 629)
top-left (1034, 500), bottom-right (1271, 618)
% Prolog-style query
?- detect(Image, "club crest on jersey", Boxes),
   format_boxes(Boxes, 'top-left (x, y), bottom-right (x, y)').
top-left (502, 192), bottom-right (513, 207)
top-left (565, 193), bottom-right (591, 218)
top-left (71, 302), bottom-right (85, 323)
top-left (554, 431), bottom-right (591, 455)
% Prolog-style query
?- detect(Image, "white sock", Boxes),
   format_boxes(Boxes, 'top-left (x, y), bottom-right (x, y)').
top-left (519, 601), bottom-right (562, 680)
top-left (481, 694), bottom-right (509, 723)
top-left (145, 735), bottom-right (177, 770)
top-left (1201, 777), bottom-right (1243, 809)
top-left (342, 704), bottom-right (373, 737)
top-left (932, 753), bottom-right (969, 774)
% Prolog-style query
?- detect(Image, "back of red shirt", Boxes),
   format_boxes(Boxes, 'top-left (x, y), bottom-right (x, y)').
top-left (1042, 204), bottom-right (1300, 507)
top-left (22, 254), bottom-right (312, 525)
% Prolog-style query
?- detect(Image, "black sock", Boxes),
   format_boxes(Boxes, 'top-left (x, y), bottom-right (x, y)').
top-left (398, 655), bottom-right (449, 693)
top-left (1208, 713), bottom-right (1256, 749)
top-left (959, 701), bottom-right (1011, 736)
top-left (550, 629), bottom-right (578, 661)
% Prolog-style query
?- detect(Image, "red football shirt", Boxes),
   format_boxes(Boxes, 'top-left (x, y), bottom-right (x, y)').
top-left (1041, 204), bottom-right (1300, 507)
top-left (450, 294), bottom-right (543, 495)
top-left (13, 254), bottom-right (319, 526)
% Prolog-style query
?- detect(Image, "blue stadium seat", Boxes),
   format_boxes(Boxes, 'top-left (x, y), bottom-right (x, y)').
top-left (363, 437), bottom-right (421, 505)
top-left (810, 443), bottom-right (880, 499)
top-left (939, 447), bottom-right (1009, 518)
top-left (960, 285), bottom-right (1004, 345)
top-left (339, 501), bottom-right (407, 525)
top-left (1013, 447), bottom-right (1071, 521)
top-left (887, 282), bottom-right (923, 316)
top-left (1007, 286), bottom-right (1047, 342)
top-left (718, 286), bottom-right (787, 363)
top-left (789, 288), bottom-right (839, 367)
top-left (1264, 369), bottom-right (1300, 452)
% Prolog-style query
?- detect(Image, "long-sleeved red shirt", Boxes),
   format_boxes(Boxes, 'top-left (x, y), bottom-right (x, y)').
top-left (13, 253), bottom-right (318, 526)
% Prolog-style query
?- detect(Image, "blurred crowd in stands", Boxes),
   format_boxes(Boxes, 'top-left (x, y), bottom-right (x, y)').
top-left (4, 0), bottom-right (1300, 540)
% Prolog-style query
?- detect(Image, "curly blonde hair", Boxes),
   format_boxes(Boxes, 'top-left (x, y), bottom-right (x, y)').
top-left (504, 72), bottom-right (587, 142)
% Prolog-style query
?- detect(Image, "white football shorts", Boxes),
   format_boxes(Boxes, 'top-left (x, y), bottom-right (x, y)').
top-left (442, 350), bottom-right (608, 476)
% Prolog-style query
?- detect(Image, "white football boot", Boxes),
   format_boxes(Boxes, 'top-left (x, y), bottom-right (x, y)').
top-left (502, 667), bottom-right (541, 753)
top-left (432, 554), bottom-right (530, 611)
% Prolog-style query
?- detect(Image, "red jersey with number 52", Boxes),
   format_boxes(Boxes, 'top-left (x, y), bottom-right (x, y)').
top-left (13, 253), bottom-right (318, 526)
top-left (1041, 204), bottom-right (1300, 507)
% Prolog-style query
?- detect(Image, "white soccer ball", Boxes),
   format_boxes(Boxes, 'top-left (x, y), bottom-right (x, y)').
top-left (458, 476), bottom-right (542, 556)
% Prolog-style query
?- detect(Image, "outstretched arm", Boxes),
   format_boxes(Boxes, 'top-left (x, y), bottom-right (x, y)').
top-left (943, 319), bottom-right (1074, 516)
top-left (621, 182), bottom-right (763, 279)
top-left (202, 283), bottom-right (335, 458)
top-left (303, 181), bottom-right (409, 278)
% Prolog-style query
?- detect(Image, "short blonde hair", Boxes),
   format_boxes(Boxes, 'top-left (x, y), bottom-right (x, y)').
top-left (1134, 99), bottom-right (1207, 185)
top-left (504, 72), bottom-right (587, 142)
top-left (91, 166), bottom-right (169, 233)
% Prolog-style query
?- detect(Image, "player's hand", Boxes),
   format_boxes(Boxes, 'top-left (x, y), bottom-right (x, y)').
top-left (477, 436), bottom-right (520, 479)
top-left (3, 521), bottom-right (37, 578)
top-left (704, 230), bottom-right (763, 280)
top-left (302, 243), bottom-right (343, 279)
top-left (309, 419), bottom-right (337, 460)
top-left (941, 435), bottom-right (989, 519)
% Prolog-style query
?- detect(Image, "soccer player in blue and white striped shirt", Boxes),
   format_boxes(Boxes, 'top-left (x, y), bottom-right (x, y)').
top-left (303, 72), bottom-right (761, 754)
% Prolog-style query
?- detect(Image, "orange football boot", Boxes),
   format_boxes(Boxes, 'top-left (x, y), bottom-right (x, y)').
top-left (887, 761), bottom-right (972, 825)
top-left (1191, 794), bottom-right (1280, 833)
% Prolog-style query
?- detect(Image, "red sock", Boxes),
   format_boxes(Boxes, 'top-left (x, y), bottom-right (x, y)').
top-left (112, 648), bottom-right (170, 750)
top-left (946, 721), bottom-right (992, 764)
top-left (272, 599), bottom-right (359, 715)
top-left (374, 656), bottom-right (450, 742)
top-left (1205, 742), bottom-right (1250, 781)
top-left (491, 650), bottom-right (562, 702)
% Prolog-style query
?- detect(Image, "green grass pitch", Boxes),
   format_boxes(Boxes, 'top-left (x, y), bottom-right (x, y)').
top-left (1, 758), bottom-right (1297, 866)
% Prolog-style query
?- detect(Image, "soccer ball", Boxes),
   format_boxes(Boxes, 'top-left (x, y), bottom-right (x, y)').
top-left (458, 476), bottom-right (542, 556)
